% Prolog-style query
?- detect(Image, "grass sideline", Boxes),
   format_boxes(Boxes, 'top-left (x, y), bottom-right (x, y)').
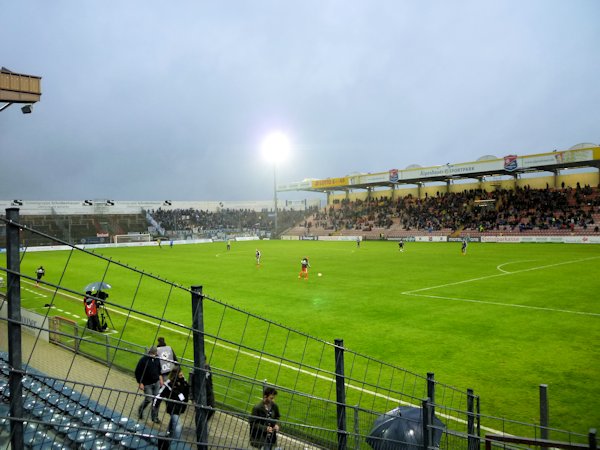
top-left (8, 239), bottom-right (600, 434)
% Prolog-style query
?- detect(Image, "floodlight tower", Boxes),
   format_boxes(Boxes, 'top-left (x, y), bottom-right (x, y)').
top-left (261, 131), bottom-right (291, 236)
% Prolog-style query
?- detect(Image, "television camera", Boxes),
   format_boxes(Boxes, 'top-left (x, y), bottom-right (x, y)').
top-left (85, 290), bottom-right (113, 332)
top-left (95, 290), bottom-right (109, 306)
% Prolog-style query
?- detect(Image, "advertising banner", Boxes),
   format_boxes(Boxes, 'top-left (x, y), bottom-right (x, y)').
top-left (311, 177), bottom-right (350, 189)
top-left (414, 236), bottom-right (447, 242)
top-left (0, 303), bottom-right (49, 342)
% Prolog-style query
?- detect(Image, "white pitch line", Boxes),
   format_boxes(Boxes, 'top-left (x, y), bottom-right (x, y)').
top-left (496, 260), bottom-right (537, 274)
top-left (403, 256), bottom-right (600, 295)
top-left (403, 292), bottom-right (600, 317)
top-left (402, 256), bottom-right (600, 316)
top-left (23, 287), bottom-right (47, 298)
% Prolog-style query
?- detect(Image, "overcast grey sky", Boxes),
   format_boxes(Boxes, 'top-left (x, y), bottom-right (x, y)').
top-left (1, 0), bottom-right (599, 202)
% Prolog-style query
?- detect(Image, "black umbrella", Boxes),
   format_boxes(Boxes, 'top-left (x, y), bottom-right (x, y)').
top-left (366, 406), bottom-right (444, 450)
top-left (83, 281), bottom-right (111, 293)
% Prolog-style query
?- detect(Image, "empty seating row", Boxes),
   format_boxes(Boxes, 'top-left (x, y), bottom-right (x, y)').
top-left (0, 352), bottom-right (168, 449)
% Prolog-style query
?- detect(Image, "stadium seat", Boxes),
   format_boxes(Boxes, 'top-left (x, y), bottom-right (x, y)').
top-left (49, 411), bottom-right (75, 434)
top-left (80, 437), bottom-right (115, 450)
top-left (113, 416), bottom-right (145, 433)
top-left (67, 428), bottom-right (98, 447)
top-left (120, 434), bottom-right (158, 448)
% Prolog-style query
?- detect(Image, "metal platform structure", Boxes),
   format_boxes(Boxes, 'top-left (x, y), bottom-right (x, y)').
top-left (0, 67), bottom-right (42, 113)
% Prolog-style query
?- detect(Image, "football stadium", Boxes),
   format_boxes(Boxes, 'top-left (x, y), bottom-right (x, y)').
top-left (2, 142), bottom-right (600, 449)
top-left (3, 3), bottom-right (600, 446)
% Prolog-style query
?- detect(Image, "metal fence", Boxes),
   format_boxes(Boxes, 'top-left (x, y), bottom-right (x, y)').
top-left (0, 208), bottom-right (595, 449)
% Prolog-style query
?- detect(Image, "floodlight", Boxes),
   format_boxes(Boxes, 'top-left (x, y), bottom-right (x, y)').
top-left (21, 104), bottom-right (33, 114)
top-left (261, 131), bottom-right (291, 164)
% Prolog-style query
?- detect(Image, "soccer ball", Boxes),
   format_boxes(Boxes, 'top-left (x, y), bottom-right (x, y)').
top-left (318, 273), bottom-right (322, 277)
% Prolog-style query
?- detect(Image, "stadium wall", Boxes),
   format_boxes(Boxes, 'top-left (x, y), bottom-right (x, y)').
top-left (281, 234), bottom-right (600, 244)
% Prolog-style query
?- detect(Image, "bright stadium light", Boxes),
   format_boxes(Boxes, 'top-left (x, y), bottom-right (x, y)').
top-left (261, 131), bottom-right (291, 235)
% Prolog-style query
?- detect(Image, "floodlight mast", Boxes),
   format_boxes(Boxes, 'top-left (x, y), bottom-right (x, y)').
top-left (261, 132), bottom-right (290, 236)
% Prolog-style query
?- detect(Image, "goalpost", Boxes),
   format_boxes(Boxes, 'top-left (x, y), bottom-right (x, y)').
top-left (113, 233), bottom-right (152, 244)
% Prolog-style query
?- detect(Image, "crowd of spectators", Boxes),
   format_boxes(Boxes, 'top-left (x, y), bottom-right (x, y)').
top-left (149, 207), bottom-right (315, 236)
top-left (309, 184), bottom-right (600, 234)
top-left (148, 185), bottom-right (599, 237)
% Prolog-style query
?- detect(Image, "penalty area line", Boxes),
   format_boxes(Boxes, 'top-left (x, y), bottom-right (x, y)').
top-left (403, 256), bottom-right (600, 295)
top-left (403, 292), bottom-right (600, 317)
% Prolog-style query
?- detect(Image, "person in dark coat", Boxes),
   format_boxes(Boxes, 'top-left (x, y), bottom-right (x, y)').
top-left (135, 346), bottom-right (163, 423)
top-left (249, 386), bottom-right (281, 449)
top-left (154, 366), bottom-right (190, 443)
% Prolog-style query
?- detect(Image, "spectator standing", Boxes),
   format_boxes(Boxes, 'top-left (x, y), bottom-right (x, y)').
top-left (249, 386), bottom-right (281, 450)
top-left (157, 337), bottom-right (178, 381)
top-left (135, 346), bottom-right (163, 423)
top-left (153, 366), bottom-right (190, 443)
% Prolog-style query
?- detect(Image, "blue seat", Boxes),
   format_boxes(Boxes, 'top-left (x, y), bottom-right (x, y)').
top-left (81, 412), bottom-right (103, 427)
top-left (119, 434), bottom-right (158, 448)
top-left (67, 428), bottom-right (98, 446)
top-left (29, 433), bottom-right (69, 450)
top-left (31, 405), bottom-right (56, 422)
top-left (97, 419), bottom-right (120, 437)
top-left (72, 408), bottom-right (96, 423)
top-left (113, 416), bottom-right (146, 433)
top-left (23, 396), bottom-right (46, 413)
top-left (23, 422), bottom-right (51, 447)
top-left (49, 412), bottom-right (75, 434)
top-left (81, 437), bottom-right (115, 450)
top-left (36, 387), bottom-right (56, 402)
top-left (22, 378), bottom-right (44, 394)
top-left (55, 398), bottom-right (79, 415)
top-left (45, 393), bottom-right (63, 406)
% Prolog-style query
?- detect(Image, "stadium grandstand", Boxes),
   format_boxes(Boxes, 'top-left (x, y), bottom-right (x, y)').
top-left (2, 144), bottom-right (599, 247)
top-left (1, 145), bottom-right (599, 449)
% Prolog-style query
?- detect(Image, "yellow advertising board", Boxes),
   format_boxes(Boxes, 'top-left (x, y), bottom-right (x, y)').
top-left (311, 177), bottom-right (350, 189)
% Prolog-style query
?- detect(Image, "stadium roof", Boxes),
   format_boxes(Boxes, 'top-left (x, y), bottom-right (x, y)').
top-left (278, 145), bottom-right (600, 193)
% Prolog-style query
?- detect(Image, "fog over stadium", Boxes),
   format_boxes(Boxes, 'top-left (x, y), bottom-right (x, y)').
top-left (1, 0), bottom-right (599, 202)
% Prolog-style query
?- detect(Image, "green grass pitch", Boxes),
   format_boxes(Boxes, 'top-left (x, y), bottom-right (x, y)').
top-left (10, 240), bottom-right (600, 434)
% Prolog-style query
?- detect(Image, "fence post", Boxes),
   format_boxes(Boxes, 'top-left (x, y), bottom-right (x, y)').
top-left (6, 207), bottom-right (24, 450)
top-left (540, 384), bottom-right (549, 446)
top-left (476, 393), bottom-right (481, 442)
top-left (427, 372), bottom-right (435, 416)
top-left (352, 405), bottom-right (361, 450)
top-left (191, 285), bottom-right (208, 449)
top-left (467, 388), bottom-right (479, 450)
top-left (421, 398), bottom-right (431, 450)
top-left (334, 338), bottom-right (347, 450)
top-left (105, 333), bottom-right (111, 365)
top-left (589, 428), bottom-right (597, 450)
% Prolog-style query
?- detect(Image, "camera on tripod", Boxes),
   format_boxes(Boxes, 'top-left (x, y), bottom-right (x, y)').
top-left (95, 290), bottom-right (108, 305)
